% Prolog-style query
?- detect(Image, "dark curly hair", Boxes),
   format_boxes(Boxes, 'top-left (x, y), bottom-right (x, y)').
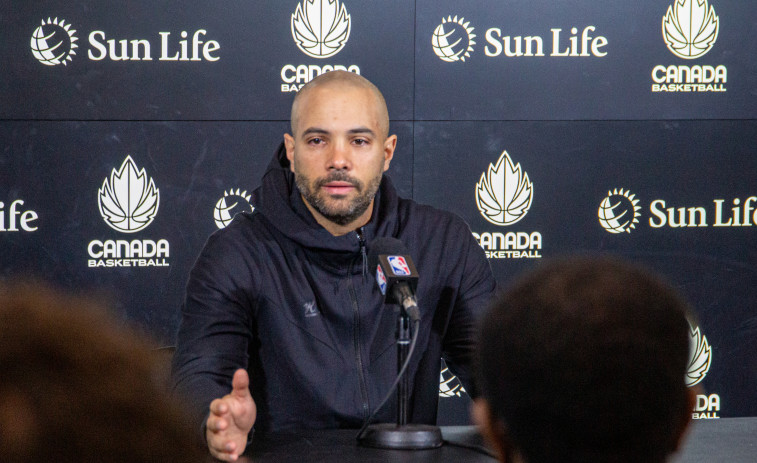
top-left (476, 257), bottom-right (693, 463)
top-left (0, 282), bottom-right (205, 463)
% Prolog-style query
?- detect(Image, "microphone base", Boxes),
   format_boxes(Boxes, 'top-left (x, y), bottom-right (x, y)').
top-left (358, 423), bottom-right (443, 450)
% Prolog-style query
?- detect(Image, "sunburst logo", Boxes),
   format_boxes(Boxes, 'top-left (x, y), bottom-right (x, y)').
top-left (291, 0), bottom-right (351, 59)
top-left (687, 323), bottom-right (712, 387)
top-left (213, 188), bottom-right (254, 229)
top-left (98, 156), bottom-right (160, 233)
top-left (30, 17), bottom-right (78, 66)
top-left (663, 0), bottom-right (719, 59)
top-left (432, 16), bottom-right (476, 62)
top-left (439, 364), bottom-right (466, 398)
top-left (598, 188), bottom-right (641, 234)
top-left (476, 151), bottom-right (533, 226)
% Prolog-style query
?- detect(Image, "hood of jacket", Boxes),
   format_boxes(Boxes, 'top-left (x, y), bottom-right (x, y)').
top-left (250, 142), bottom-right (401, 257)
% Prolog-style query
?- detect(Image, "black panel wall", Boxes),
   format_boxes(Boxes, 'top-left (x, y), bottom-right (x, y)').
top-left (2, 0), bottom-right (755, 422)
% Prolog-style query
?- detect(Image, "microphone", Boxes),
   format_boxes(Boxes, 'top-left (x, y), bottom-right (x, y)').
top-left (367, 237), bottom-right (420, 321)
top-left (359, 237), bottom-right (442, 449)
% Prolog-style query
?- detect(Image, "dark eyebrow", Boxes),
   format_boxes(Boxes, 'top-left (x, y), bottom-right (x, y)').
top-left (300, 127), bottom-right (376, 138)
top-left (301, 127), bottom-right (329, 137)
top-left (348, 127), bottom-right (376, 137)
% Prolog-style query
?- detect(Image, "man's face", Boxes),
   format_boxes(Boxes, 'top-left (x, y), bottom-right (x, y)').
top-left (284, 84), bottom-right (396, 229)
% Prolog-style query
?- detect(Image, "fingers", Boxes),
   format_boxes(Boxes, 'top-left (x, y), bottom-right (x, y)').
top-left (206, 413), bottom-right (240, 462)
top-left (208, 441), bottom-right (240, 462)
top-left (206, 369), bottom-right (255, 461)
top-left (209, 398), bottom-right (229, 416)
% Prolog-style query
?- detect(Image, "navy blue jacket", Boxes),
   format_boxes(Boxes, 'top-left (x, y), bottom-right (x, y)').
top-left (172, 144), bottom-right (496, 434)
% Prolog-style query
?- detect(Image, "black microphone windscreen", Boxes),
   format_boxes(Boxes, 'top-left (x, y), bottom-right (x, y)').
top-left (367, 237), bottom-right (408, 275)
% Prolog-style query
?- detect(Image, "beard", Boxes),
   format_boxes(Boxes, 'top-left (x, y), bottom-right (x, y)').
top-left (295, 169), bottom-right (382, 226)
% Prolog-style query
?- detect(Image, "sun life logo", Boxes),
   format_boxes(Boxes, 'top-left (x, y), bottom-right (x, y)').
top-left (31, 17), bottom-right (78, 66)
top-left (98, 156), bottom-right (160, 233)
top-left (291, 0), bottom-right (351, 59)
top-left (662, 0), bottom-right (719, 59)
top-left (687, 323), bottom-right (711, 387)
top-left (432, 16), bottom-right (476, 62)
top-left (598, 188), bottom-right (641, 234)
top-left (214, 189), bottom-right (254, 229)
top-left (476, 151), bottom-right (533, 226)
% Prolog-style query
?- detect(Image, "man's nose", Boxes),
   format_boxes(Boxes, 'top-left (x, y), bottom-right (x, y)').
top-left (327, 140), bottom-right (351, 170)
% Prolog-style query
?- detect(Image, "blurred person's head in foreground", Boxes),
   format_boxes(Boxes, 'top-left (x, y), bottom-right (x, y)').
top-left (473, 257), bottom-right (696, 463)
top-left (0, 281), bottom-right (204, 463)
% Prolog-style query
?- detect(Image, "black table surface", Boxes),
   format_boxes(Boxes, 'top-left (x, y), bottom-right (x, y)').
top-left (240, 426), bottom-right (497, 463)
top-left (233, 419), bottom-right (756, 463)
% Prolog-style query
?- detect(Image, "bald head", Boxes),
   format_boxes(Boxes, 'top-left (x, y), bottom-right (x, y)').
top-left (290, 71), bottom-right (390, 139)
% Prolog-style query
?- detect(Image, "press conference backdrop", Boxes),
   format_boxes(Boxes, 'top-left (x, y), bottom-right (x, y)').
top-left (2, 1), bottom-right (755, 424)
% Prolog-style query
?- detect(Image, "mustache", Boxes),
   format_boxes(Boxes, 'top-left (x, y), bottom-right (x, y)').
top-left (314, 172), bottom-right (363, 191)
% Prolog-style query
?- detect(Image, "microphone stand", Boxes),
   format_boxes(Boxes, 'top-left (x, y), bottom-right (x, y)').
top-left (357, 295), bottom-right (443, 449)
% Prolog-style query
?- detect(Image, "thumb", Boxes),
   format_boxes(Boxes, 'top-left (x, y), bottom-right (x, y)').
top-left (231, 368), bottom-right (251, 400)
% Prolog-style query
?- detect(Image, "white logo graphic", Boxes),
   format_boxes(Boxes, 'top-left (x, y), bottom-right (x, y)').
top-left (98, 156), bottom-right (160, 233)
top-left (291, 0), bottom-right (351, 59)
top-left (598, 188), bottom-right (642, 234)
top-left (476, 151), bottom-right (533, 226)
top-left (687, 324), bottom-right (712, 387)
top-left (31, 18), bottom-right (78, 66)
top-left (214, 189), bottom-right (254, 229)
top-left (663, 0), bottom-right (719, 59)
top-left (303, 301), bottom-right (319, 317)
top-left (432, 16), bottom-right (475, 62)
top-left (439, 364), bottom-right (466, 398)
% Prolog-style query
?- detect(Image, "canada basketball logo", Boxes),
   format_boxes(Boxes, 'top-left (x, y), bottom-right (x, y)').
top-left (31, 17), bottom-right (78, 66)
top-left (662, 0), bottom-right (719, 59)
top-left (598, 188), bottom-right (641, 234)
top-left (432, 16), bottom-right (476, 62)
top-left (476, 151), bottom-right (533, 226)
top-left (213, 189), bottom-right (254, 229)
top-left (291, 0), bottom-right (351, 59)
top-left (98, 156), bottom-right (160, 233)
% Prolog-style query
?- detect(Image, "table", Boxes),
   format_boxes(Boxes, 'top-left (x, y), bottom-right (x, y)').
top-left (233, 419), bottom-right (757, 462)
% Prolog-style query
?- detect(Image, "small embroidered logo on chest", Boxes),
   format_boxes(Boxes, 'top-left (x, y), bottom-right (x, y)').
top-left (303, 301), bottom-right (320, 318)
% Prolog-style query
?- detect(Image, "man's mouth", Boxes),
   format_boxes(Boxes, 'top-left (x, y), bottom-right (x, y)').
top-left (321, 181), bottom-right (357, 195)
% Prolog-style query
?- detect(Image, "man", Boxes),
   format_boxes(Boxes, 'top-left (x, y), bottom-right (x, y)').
top-left (473, 257), bottom-right (696, 463)
top-left (0, 282), bottom-right (205, 463)
top-left (172, 71), bottom-right (496, 461)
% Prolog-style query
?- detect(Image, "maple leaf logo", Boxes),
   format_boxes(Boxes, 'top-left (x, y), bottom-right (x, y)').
top-left (98, 156), bottom-right (160, 233)
top-left (476, 151), bottom-right (533, 226)
top-left (291, 0), bottom-right (351, 58)
top-left (663, 0), bottom-right (719, 59)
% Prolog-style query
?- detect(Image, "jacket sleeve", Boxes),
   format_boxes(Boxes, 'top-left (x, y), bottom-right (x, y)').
top-left (170, 229), bottom-right (256, 433)
top-left (441, 230), bottom-right (497, 399)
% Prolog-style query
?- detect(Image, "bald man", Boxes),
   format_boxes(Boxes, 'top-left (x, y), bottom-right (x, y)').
top-left (172, 71), bottom-right (496, 461)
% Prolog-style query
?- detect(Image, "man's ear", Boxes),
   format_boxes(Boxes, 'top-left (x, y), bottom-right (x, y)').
top-left (472, 398), bottom-right (511, 462)
top-left (284, 133), bottom-right (296, 173)
top-left (382, 134), bottom-right (397, 172)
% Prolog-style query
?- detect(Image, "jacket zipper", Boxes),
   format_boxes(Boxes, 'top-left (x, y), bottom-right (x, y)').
top-left (351, 228), bottom-right (370, 420)
top-left (357, 228), bottom-right (368, 278)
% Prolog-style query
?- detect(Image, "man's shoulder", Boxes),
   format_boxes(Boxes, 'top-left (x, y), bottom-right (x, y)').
top-left (200, 211), bottom-right (273, 260)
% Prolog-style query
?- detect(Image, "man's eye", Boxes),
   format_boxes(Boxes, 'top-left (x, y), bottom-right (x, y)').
top-left (353, 138), bottom-right (368, 146)
top-left (308, 138), bottom-right (323, 145)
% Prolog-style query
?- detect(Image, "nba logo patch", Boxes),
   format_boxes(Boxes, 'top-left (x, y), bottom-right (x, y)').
top-left (388, 256), bottom-right (411, 276)
top-left (376, 265), bottom-right (388, 295)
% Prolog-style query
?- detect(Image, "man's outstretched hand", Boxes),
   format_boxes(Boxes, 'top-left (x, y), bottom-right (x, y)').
top-left (206, 369), bottom-right (257, 461)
